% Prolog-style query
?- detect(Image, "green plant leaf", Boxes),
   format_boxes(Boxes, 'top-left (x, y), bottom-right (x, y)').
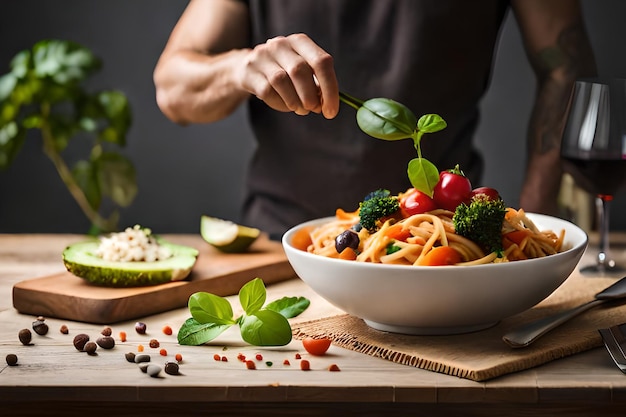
top-left (240, 309), bottom-right (293, 346)
top-left (177, 317), bottom-right (232, 346)
top-left (0, 122), bottom-right (25, 169)
top-left (417, 114), bottom-right (447, 133)
top-left (72, 160), bottom-right (101, 209)
top-left (32, 40), bottom-right (101, 85)
top-left (95, 152), bottom-right (137, 207)
top-left (97, 90), bottom-right (131, 141)
top-left (189, 292), bottom-right (237, 326)
top-left (0, 73), bottom-right (17, 101)
top-left (265, 296), bottom-right (310, 319)
top-left (356, 98), bottom-right (417, 140)
top-left (239, 277), bottom-right (266, 314)
top-left (407, 157), bottom-right (440, 197)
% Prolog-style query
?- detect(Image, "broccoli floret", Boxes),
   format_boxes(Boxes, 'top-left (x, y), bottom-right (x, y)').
top-left (452, 194), bottom-right (507, 254)
top-left (358, 189), bottom-right (400, 232)
top-left (363, 189), bottom-right (392, 201)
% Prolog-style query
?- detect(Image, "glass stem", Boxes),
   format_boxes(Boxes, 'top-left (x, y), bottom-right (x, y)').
top-left (596, 194), bottom-right (614, 269)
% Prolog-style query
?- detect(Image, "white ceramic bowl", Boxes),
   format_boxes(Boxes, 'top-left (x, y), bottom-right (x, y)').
top-left (282, 213), bottom-right (588, 335)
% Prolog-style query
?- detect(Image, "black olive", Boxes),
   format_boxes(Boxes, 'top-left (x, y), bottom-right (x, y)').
top-left (335, 229), bottom-right (360, 253)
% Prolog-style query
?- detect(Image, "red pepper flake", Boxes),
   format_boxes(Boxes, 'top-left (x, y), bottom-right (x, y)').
top-left (221, 356), bottom-right (228, 362)
top-left (283, 359), bottom-right (290, 365)
top-left (255, 353), bottom-right (263, 361)
top-left (159, 348), bottom-right (167, 356)
top-left (213, 353), bottom-right (221, 361)
top-left (245, 360), bottom-right (256, 370)
top-left (294, 353), bottom-right (301, 360)
top-left (328, 364), bottom-right (341, 372)
top-left (119, 331), bottom-right (127, 342)
top-left (137, 344), bottom-right (144, 352)
top-left (237, 353), bottom-right (246, 362)
top-left (162, 325), bottom-right (173, 336)
top-left (300, 359), bottom-right (311, 371)
top-left (175, 353), bottom-right (183, 363)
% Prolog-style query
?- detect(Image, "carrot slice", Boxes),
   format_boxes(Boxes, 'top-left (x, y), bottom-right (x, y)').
top-left (417, 246), bottom-right (462, 266)
top-left (384, 223), bottom-right (411, 242)
top-left (291, 227), bottom-right (313, 251)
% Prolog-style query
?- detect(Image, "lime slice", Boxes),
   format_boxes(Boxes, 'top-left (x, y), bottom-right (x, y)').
top-left (200, 216), bottom-right (261, 253)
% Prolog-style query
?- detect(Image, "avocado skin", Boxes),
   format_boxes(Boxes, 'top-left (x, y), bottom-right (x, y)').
top-left (62, 240), bottom-right (199, 288)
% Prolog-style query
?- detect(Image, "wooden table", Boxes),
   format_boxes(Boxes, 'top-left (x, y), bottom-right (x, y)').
top-left (2, 234), bottom-right (626, 417)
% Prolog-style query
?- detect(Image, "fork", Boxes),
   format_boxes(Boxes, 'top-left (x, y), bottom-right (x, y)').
top-left (598, 324), bottom-right (626, 373)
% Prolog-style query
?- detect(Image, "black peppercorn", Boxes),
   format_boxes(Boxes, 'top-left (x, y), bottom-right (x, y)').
top-left (6, 354), bottom-right (18, 366)
top-left (83, 341), bottom-right (98, 355)
top-left (18, 329), bottom-right (32, 345)
top-left (73, 333), bottom-right (90, 351)
top-left (135, 322), bottom-right (147, 334)
top-left (96, 335), bottom-right (115, 349)
top-left (164, 361), bottom-right (180, 375)
top-left (32, 318), bottom-right (49, 336)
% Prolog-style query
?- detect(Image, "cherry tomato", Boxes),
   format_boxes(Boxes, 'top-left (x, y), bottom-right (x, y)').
top-left (399, 188), bottom-right (436, 217)
top-left (432, 165), bottom-right (472, 212)
top-left (302, 337), bottom-right (332, 356)
top-left (470, 186), bottom-right (501, 201)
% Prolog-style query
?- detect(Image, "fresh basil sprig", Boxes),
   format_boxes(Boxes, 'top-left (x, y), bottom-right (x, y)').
top-left (339, 91), bottom-right (446, 197)
top-left (177, 278), bottom-right (310, 346)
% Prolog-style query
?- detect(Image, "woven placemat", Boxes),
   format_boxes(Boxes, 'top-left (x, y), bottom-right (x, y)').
top-left (292, 275), bottom-right (626, 381)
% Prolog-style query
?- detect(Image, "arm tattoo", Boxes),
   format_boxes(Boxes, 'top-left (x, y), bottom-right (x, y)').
top-left (528, 20), bottom-right (597, 155)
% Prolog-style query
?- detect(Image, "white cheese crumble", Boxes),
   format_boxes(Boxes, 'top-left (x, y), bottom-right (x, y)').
top-left (95, 225), bottom-right (172, 262)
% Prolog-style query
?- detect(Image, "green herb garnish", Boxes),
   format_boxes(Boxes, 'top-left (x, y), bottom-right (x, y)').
top-left (339, 91), bottom-right (446, 197)
top-left (177, 278), bottom-right (310, 346)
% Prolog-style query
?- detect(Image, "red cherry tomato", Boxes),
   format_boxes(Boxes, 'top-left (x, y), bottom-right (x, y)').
top-left (400, 188), bottom-right (437, 217)
top-left (302, 337), bottom-right (332, 356)
top-left (432, 165), bottom-right (472, 212)
top-left (470, 186), bottom-right (501, 201)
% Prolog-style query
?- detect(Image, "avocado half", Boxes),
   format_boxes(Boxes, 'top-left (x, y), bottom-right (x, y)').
top-left (62, 239), bottom-right (199, 287)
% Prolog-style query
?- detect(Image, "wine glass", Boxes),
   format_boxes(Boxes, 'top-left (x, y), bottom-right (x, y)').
top-left (560, 77), bottom-right (626, 276)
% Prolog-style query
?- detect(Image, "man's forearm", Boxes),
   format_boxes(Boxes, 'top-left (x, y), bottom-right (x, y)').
top-left (520, 18), bottom-right (597, 214)
top-left (154, 48), bottom-right (251, 125)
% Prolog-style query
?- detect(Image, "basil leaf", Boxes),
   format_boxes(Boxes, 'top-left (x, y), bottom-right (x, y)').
top-left (265, 296), bottom-right (310, 319)
top-left (177, 317), bottom-right (232, 346)
top-left (239, 309), bottom-right (293, 346)
top-left (356, 98), bottom-right (417, 140)
top-left (239, 277), bottom-right (266, 314)
top-left (417, 114), bottom-right (447, 133)
top-left (407, 157), bottom-right (440, 197)
top-left (188, 292), bottom-right (236, 326)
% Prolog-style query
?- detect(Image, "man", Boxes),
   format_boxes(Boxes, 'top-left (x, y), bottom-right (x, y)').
top-left (154, 0), bottom-right (596, 238)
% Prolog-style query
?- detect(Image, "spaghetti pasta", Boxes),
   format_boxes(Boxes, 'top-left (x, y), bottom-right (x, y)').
top-left (305, 197), bottom-right (566, 266)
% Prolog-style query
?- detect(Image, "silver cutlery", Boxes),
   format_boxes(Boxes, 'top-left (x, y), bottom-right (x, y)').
top-left (599, 324), bottom-right (626, 373)
top-left (502, 276), bottom-right (626, 348)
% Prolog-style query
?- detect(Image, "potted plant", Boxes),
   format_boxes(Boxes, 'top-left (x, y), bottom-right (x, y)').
top-left (0, 39), bottom-right (136, 234)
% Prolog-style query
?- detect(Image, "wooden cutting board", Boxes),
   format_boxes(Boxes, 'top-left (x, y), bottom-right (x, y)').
top-left (12, 234), bottom-right (296, 324)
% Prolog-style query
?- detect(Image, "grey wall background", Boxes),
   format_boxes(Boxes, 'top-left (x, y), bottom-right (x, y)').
top-left (1, 0), bottom-right (625, 234)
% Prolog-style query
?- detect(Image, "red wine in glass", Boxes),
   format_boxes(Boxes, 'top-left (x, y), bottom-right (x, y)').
top-left (560, 78), bottom-right (626, 276)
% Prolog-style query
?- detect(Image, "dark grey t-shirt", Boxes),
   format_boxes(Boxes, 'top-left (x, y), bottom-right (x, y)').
top-left (241, 0), bottom-right (510, 238)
